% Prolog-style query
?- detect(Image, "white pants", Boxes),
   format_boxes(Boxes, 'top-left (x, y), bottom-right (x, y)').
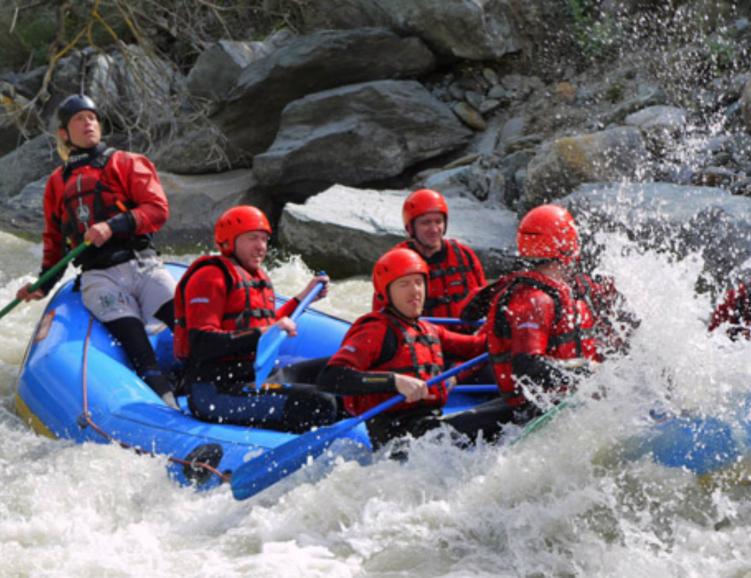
top-left (81, 254), bottom-right (176, 323)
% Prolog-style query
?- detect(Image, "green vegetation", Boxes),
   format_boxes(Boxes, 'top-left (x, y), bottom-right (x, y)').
top-left (566, 0), bottom-right (619, 61)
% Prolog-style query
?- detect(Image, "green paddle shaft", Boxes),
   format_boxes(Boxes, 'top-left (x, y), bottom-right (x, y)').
top-left (0, 242), bottom-right (90, 320)
top-left (512, 398), bottom-right (573, 445)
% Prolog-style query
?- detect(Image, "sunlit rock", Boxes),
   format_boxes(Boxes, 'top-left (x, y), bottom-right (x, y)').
top-left (279, 184), bottom-right (518, 277)
top-left (523, 127), bottom-right (650, 208)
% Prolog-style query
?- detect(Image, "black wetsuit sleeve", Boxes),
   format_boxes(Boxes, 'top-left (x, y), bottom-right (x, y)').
top-left (107, 211), bottom-right (137, 235)
top-left (512, 353), bottom-right (574, 391)
top-left (316, 364), bottom-right (397, 395)
top-left (187, 328), bottom-right (261, 364)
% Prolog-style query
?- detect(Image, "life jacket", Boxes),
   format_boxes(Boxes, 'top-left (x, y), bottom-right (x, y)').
top-left (173, 255), bottom-right (276, 361)
top-left (59, 146), bottom-right (152, 269)
top-left (709, 282), bottom-right (751, 340)
top-left (342, 311), bottom-right (446, 416)
top-left (401, 239), bottom-right (480, 317)
top-left (486, 271), bottom-right (598, 405)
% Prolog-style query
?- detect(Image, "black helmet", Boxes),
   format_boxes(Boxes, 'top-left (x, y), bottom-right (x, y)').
top-left (57, 94), bottom-right (98, 129)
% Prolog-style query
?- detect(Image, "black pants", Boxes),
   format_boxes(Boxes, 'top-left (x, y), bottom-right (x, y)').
top-left (187, 381), bottom-right (338, 433)
top-left (365, 397), bottom-right (526, 450)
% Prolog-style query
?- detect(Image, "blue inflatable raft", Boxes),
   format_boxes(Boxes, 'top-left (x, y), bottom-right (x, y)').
top-left (13, 262), bottom-right (493, 494)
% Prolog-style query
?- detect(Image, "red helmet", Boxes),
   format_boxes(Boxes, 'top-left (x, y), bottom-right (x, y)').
top-left (214, 205), bottom-right (272, 256)
top-left (402, 189), bottom-right (449, 230)
top-left (517, 204), bottom-right (580, 265)
top-left (373, 248), bottom-right (429, 304)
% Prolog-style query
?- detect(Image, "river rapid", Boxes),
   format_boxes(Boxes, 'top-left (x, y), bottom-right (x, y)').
top-left (1, 231), bottom-right (750, 577)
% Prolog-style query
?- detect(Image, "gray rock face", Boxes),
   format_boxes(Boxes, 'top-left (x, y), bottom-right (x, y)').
top-left (44, 46), bottom-right (181, 133)
top-left (279, 184), bottom-right (518, 277)
top-left (185, 32), bottom-right (297, 103)
top-left (253, 80), bottom-right (472, 191)
top-left (624, 105), bottom-right (688, 131)
top-left (151, 122), bottom-right (244, 174)
top-left (0, 176), bottom-right (46, 235)
top-left (158, 170), bottom-right (266, 251)
top-left (741, 76), bottom-right (751, 135)
top-left (0, 134), bottom-right (58, 200)
top-left (380, 0), bottom-right (522, 60)
top-left (524, 127), bottom-right (650, 208)
top-left (422, 158), bottom-right (505, 203)
top-left (212, 28), bottom-right (436, 157)
top-left (0, 83), bottom-right (38, 156)
top-left (564, 182), bottom-right (751, 290)
top-left (186, 41), bottom-right (258, 101)
top-left (625, 105), bottom-right (688, 155)
top-left (295, 0), bottom-right (523, 61)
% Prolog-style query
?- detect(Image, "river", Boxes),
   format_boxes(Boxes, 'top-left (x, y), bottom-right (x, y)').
top-left (0, 231), bottom-right (749, 577)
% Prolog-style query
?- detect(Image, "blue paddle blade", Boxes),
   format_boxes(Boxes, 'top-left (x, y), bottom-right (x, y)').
top-left (231, 352), bottom-right (489, 500)
top-left (647, 415), bottom-right (739, 474)
top-left (231, 418), bottom-right (361, 500)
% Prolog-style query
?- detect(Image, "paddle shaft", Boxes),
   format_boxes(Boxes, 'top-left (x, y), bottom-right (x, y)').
top-left (253, 279), bottom-right (325, 383)
top-left (351, 352), bottom-right (490, 423)
top-left (230, 352), bottom-right (490, 500)
top-left (0, 242), bottom-right (89, 321)
top-left (512, 398), bottom-right (573, 445)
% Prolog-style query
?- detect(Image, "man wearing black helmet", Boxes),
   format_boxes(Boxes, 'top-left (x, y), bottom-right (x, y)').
top-left (16, 94), bottom-right (179, 409)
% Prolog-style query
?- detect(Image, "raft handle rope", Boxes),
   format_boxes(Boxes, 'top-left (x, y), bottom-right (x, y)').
top-left (80, 316), bottom-right (230, 484)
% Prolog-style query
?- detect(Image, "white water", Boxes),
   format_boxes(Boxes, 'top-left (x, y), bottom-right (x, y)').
top-left (1, 231), bottom-right (750, 577)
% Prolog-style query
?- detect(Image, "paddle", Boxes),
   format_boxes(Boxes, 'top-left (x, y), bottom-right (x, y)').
top-left (511, 397), bottom-right (573, 445)
top-left (253, 277), bottom-right (326, 386)
top-left (0, 241), bottom-right (90, 321)
top-left (231, 352), bottom-right (490, 500)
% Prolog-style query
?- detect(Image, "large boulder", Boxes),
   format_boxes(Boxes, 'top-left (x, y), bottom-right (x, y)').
top-left (291, 0), bottom-right (526, 61)
top-left (157, 170), bottom-right (267, 252)
top-left (279, 184), bottom-right (518, 277)
top-left (212, 28), bottom-right (436, 157)
top-left (186, 40), bottom-right (258, 102)
top-left (523, 127), bottom-right (650, 208)
top-left (252, 80), bottom-right (472, 193)
top-left (0, 176), bottom-right (46, 236)
top-left (625, 105), bottom-right (688, 155)
top-left (564, 182), bottom-right (751, 292)
top-left (0, 134), bottom-right (58, 200)
top-left (185, 32), bottom-right (295, 102)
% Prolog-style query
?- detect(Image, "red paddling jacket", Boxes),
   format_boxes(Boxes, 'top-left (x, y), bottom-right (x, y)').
top-left (40, 144), bottom-right (169, 290)
top-left (173, 255), bottom-right (299, 384)
top-left (319, 309), bottom-right (486, 416)
top-left (486, 271), bottom-right (600, 406)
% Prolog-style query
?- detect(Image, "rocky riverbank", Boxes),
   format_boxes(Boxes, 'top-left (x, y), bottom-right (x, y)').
top-left (1, 1), bottom-right (751, 290)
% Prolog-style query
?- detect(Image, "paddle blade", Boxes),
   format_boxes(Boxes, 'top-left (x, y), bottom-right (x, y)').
top-left (638, 415), bottom-right (739, 475)
top-left (231, 418), bottom-right (360, 500)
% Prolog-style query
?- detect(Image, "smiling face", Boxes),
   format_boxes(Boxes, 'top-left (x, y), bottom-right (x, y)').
top-left (408, 212), bottom-right (446, 255)
top-left (59, 110), bottom-right (101, 149)
top-left (233, 230), bottom-right (269, 272)
top-left (387, 272), bottom-right (426, 319)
